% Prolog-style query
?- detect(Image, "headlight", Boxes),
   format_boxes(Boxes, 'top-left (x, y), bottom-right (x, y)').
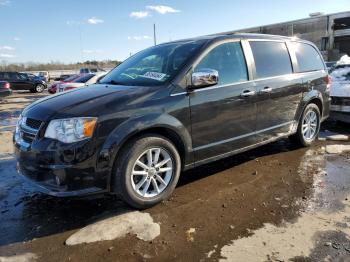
top-left (14, 114), bottom-right (23, 141)
top-left (44, 117), bottom-right (97, 143)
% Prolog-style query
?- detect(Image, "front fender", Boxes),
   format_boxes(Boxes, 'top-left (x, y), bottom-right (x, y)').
top-left (97, 113), bottom-right (192, 170)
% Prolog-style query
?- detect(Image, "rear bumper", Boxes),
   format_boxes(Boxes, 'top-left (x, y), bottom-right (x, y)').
top-left (330, 111), bottom-right (350, 123)
top-left (0, 89), bottom-right (12, 97)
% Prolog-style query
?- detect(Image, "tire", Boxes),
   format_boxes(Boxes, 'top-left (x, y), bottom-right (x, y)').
top-left (112, 135), bottom-right (181, 209)
top-left (290, 103), bottom-right (321, 147)
top-left (35, 84), bottom-right (45, 93)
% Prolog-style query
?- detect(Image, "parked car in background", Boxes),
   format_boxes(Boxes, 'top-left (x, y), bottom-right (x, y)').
top-left (14, 34), bottom-right (330, 209)
top-left (0, 72), bottom-right (47, 93)
top-left (79, 68), bottom-right (105, 74)
top-left (54, 74), bottom-right (74, 81)
top-left (330, 62), bottom-right (350, 123)
top-left (0, 81), bottom-right (12, 97)
top-left (48, 74), bottom-right (80, 94)
top-left (38, 71), bottom-right (50, 82)
top-left (57, 72), bottom-right (106, 92)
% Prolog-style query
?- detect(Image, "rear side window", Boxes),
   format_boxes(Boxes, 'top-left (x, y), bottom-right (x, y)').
top-left (292, 42), bottom-right (324, 72)
top-left (195, 42), bottom-right (248, 85)
top-left (250, 41), bottom-right (293, 79)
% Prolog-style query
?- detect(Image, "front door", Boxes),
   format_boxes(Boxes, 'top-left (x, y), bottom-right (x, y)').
top-left (189, 41), bottom-right (257, 163)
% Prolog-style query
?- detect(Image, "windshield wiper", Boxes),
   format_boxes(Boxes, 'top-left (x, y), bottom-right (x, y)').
top-left (102, 80), bottom-right (126, 86)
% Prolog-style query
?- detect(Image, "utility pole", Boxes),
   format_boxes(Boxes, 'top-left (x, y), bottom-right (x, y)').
top-left (153, 23), bottom-right (157, 46)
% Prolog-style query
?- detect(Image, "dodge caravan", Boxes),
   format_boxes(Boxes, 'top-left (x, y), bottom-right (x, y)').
top-left (14, 34), bottom-right (330, 208)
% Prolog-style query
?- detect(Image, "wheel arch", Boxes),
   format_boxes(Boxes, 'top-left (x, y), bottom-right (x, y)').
top-left (98, 113), bottom-right (193, 182)
top-left (296, 91), bottom-right (324, 122)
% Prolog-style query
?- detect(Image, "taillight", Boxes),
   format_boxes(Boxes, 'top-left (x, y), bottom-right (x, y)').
top-left (4, 82), bottom-right (10, 89)
top-left (326, 75), bottom-right (332, 92)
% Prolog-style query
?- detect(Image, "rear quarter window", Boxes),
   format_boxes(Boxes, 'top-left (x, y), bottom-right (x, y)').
top-left (250, 41), bottom-right (293, 79)
top-left (292, 42), bottom-right (325, 72)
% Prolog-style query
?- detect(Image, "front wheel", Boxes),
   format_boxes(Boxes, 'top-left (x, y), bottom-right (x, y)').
top-left (290, 103), bottom-right (321, 146)
top-left (35, 84), bottom-right (45, 93)
top-left (113, 135), bottom-right (181, 209)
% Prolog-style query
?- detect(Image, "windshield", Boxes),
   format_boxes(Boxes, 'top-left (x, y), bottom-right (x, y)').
top-left (100, 40), bottom-right (206, 86)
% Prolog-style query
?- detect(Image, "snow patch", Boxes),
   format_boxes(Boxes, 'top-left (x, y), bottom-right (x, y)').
top-left (65, 211), bottom-right (160, 245)
top-left (330, 56), bottom-right (350, 97)
top-left (325, 144), bottom-right (350, 154)
top-left (336, 54), bottom-right (350, 65)
top-left (0, 253), bottom-right (37, 262)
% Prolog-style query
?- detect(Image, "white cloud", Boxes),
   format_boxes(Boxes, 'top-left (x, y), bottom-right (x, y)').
top-left (146, 5), bottom-right (180, 14)
top-left (128, 35), bottom-right (151, 41)
top-left (0, 0), bottom-right (10, 6)
top-left (87, 17), bottom-right (104, 24)
top-left (129, 11), bottom-right (150, 19)
top-left (66, 20), bottom-right (82, 25)
top-left (82, 49), bottom-right (103, 54)
top-left (13, 37), bottom-right (20, 41)
top-left (0, 54), bottom-right (15, 58)
top-left (0, 46), bottom-right (15, 51)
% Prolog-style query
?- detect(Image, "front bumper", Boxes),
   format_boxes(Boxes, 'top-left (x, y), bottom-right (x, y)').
top-left (330, 96), bottom-right (350, 123)
top-left (14, 134), bottom-right (110, 197)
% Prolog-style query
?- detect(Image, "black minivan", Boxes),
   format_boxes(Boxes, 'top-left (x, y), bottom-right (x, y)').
top-left (14, 33), bottom-right (330, 208)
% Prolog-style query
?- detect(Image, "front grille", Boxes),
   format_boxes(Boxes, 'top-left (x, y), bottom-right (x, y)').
top-left (18, 117), bottom-right (42, 145)
top-left (331, 96), bottom-right (350, 106)
top-left (26, 118), bottom-right (42, 129)
top-left (22, 131), bottom-right (36, 143)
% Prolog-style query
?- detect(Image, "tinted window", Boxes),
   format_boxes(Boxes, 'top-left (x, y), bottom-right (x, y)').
top-left (293, 42), bottom-right (324, 72)
top-left (18, 73), bottom-right (28, 80)
top-left (195, 42), bottom-right (248, 85)
top-left (9, 72), bottom-right (17, 80)
top-left (250, 41), bottom-right (292, 78)
top-left (74, 74), bottom-right (95, 83)
top-left (0, 72), bottom-right (10, 80)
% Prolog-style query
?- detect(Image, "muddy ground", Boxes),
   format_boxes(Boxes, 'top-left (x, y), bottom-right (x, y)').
top-left (0, 91), bottom-right (350, 262)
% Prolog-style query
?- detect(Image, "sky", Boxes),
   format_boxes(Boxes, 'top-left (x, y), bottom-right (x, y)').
top-left (0, 0), bottom-right (349, 64)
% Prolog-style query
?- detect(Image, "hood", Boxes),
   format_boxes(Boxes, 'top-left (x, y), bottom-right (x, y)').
top-left (23, 84), bottom-right (159, 121)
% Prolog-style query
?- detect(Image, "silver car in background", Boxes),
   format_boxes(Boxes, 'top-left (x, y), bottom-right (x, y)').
top-left (330, 62), bottom-right (350, 123)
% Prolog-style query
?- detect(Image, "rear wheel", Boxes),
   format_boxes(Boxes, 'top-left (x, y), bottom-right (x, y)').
top-left (290, 103), bottom-right (321, 146)
top-left (113, 135), bottom-right (181, 209)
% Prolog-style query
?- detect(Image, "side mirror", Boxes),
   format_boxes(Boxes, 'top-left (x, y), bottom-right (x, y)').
top-left (191, 69), bottom-right (219, 89)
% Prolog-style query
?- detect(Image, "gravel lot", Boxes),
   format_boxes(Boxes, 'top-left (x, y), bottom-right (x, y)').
top-left (0, 91), bottom-right (350, 262)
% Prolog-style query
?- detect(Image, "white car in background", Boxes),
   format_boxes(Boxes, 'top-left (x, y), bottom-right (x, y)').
top-left (330, 55), bottom-right (350, 123)
top-left (57, 72), bottom-right (107, 93)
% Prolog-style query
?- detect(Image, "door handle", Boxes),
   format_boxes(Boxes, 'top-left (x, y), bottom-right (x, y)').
top-left (240, 90), bottom-right (256, 98)
top-left (259, 87), bottom-right (272, 94)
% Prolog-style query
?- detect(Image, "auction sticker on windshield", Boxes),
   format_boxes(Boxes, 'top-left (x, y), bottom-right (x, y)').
top-left (142, 72), bottom-right (167, 81)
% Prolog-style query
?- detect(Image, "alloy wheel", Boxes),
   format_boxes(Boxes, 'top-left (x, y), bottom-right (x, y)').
top-left (302, 110), bottom-right (318, 141)
top-left (131, 147), bottom-right (173, 198)
top-left (36, 84), bottom-right (44, 92)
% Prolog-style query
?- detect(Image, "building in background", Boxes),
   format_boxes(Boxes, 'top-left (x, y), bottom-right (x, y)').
top-left (222, 11), bottom-right (350, 62)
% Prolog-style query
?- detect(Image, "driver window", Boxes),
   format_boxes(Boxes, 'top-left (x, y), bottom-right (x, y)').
top-left (195, 42), bottom-right (248, 86)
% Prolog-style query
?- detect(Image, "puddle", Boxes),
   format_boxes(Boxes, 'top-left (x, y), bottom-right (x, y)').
top-left (219, 147), bottom-right (350, 261)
